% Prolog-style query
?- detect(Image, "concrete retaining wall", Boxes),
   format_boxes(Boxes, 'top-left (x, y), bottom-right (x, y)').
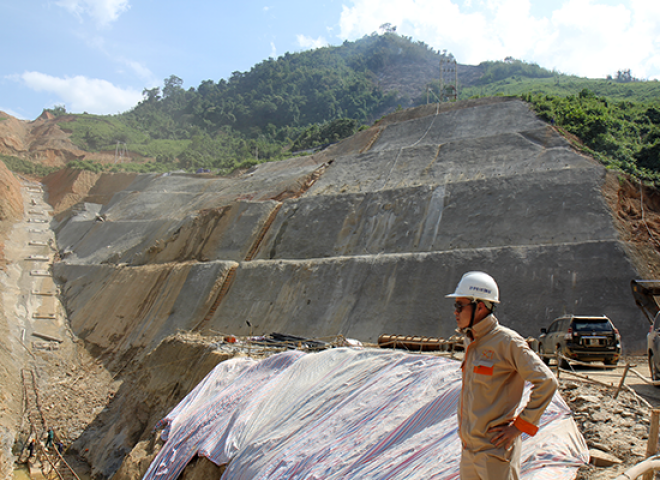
top-left (54, 261), bottom-right (237, 365)
top-left (258, 167), bottom-right (616, 259)
top-left (57, 201), bottom-right (279, 265)
top-left (207, 241), bottom-right (644, 350)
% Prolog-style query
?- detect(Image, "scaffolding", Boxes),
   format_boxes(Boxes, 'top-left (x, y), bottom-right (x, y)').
top-left (439, 57), bottom-right (458, 102)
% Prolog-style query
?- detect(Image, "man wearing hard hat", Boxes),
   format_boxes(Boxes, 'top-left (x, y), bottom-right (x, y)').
top-left (447, 271), bottom-right (558, 480)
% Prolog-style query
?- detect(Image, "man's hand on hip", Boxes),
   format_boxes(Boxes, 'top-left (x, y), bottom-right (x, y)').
top-left (488, 422), bottom-right (521, 450)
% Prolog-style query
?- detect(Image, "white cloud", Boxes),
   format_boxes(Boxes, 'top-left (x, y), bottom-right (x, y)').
top-left (120, 58), bottom-right (153, 82)
top-left (338, 0), bottom-right (504, 63)
top-left (539, 0), bottom-right (660, 79)
top-left (296, 34), bottom-right (329, 50)
top-left (56, 0), bottom-right (130, 27)
top-left (539, 0), bottom-right (631, 77)
top-left (338, 0), bottom-right (660, 79)
top-left (18, 72), bottom-right (142, 115)
top-left (270, 42), bottom-right (278, 59)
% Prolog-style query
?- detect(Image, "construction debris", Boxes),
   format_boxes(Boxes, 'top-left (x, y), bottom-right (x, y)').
top-left (31, 332), bottom-right (63, 343)
top-left (377, 333), bottom-right (461, 351)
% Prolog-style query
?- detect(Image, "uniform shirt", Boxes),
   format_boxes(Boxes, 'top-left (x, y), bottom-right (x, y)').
top-left (459, 314), bottom-right (558, 452)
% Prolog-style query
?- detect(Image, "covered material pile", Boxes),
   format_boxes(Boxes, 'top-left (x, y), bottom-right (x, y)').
top-left (144, 348), bottom-right (588, 479)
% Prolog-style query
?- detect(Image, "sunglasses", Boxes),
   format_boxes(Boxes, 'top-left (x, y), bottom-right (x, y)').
top-left (454, 302), bottom-right (474, 313)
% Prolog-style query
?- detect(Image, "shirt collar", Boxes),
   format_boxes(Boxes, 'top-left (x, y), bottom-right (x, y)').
top-left (471, 314), bottom-right (498, 340)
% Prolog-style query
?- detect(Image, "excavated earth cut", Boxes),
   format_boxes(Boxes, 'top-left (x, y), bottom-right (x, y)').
top-left (52, 97), bottom-right (648, 370)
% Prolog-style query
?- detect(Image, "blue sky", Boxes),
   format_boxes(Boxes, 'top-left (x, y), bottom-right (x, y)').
top-left (2, 0), bottom-right (659, 120)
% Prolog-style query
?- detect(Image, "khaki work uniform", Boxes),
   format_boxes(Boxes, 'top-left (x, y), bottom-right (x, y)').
top-left (459, 315), bottom-right (558, 480)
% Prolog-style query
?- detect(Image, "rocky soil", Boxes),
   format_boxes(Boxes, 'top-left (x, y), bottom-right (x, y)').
top-left (558, 356), bottom-right (660, 479)
top-left (16, 334), bottom-right (118, 478)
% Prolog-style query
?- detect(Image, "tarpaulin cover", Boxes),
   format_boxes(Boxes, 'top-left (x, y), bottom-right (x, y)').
top-left (143, 348), bottom-right (588, 480)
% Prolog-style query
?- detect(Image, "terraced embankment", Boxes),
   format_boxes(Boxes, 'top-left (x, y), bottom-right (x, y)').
top-left (51, 98), bottom-right (651, 364)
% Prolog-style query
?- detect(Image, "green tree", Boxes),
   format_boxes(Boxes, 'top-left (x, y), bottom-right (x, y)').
top-left (46, 104), bottom-right (67, 117)
top-left (163, 75), bottom-right (184, 98)
top-left (142, 87), bottom-right (161, 102)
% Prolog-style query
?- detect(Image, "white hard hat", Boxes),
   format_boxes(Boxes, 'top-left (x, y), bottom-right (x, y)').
top-left (446, 271), bottom-right (500, 303)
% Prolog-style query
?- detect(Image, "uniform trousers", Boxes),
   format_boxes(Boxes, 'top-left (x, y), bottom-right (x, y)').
top-left (459, 436), bottom-right (521, 480)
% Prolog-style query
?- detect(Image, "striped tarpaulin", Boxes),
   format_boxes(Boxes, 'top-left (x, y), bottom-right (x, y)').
top-left (143, 348), bottom-right (588, 480)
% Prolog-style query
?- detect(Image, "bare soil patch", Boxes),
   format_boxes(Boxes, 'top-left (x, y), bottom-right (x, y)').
top-left (555, 355), bottom-right (660, 480)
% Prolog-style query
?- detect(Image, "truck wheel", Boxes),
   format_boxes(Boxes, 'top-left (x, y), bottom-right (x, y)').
top-left (557, 346), bottom-right (569, 369)
top-left (539, 344), bottom-right (550, 365)
top-left (650, 353), bottom-right (660, 387)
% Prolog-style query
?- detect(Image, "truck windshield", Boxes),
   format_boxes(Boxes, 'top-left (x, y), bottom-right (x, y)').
top-left (573, 320), bottom-right (612, 332)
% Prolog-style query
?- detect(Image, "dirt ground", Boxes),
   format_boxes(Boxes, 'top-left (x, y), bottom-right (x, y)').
top-left (7, 323), bottom-right (659, 480)
top-left (603, 171), bottom-right (660, 279)
top-left (558, 356), bottom-right (660, 479)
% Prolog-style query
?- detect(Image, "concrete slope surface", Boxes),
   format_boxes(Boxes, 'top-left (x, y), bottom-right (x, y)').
top-left (51, 97), bottom-right (650, 370)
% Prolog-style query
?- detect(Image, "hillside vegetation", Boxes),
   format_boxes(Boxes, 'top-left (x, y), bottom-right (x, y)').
top-left (4, 32), bottom-right (660, 183)
top-left (524, 91), bottom-right (660, 182)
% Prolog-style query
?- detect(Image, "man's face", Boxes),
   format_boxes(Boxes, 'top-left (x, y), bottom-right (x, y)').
top-left (454, 297), bottom-right (474, 330)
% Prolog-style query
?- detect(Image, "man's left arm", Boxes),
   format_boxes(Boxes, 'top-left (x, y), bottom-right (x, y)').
top-left (490, 337), bottom-right (558, 449)
top-left (511, 337), bottom-right (559, 436)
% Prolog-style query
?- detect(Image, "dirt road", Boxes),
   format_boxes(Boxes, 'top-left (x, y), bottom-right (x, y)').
top-left (548, 355), bottom-right (660, 408)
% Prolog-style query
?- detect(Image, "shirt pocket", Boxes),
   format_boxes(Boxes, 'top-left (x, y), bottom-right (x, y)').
top-left (473, 358), bottom-right (494, 377)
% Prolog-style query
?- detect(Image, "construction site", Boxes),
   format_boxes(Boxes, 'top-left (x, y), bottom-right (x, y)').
top-left (3, 96), bottom-right (660, 479)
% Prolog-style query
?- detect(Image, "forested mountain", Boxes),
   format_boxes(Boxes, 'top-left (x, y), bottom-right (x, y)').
top-left (126, 32), bottom-right (450, 136)
top-left (4, 31), bottom-right (660, 183)
top-left (37, 33), bottom-right (460, 174)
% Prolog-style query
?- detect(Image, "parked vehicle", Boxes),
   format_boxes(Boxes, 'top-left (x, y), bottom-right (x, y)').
top-left (647, 313), bottom-right (660, 382)
top-left (538, 315), bottom-right (621, 368)
top-left (631, 279), bottom-right (660, 384)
